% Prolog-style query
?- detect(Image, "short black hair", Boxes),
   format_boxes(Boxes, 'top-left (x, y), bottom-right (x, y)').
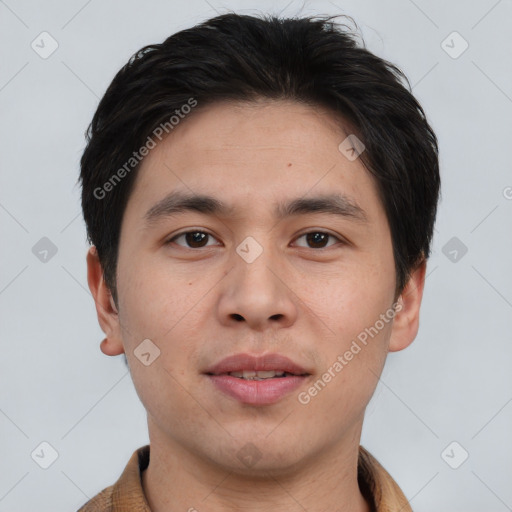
top-left (79, 12), bottom-right (440, 306)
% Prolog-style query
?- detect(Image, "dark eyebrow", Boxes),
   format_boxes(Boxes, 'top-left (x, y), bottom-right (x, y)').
top-left (143, 190), bottom-right (368, 225)
top-left (144, 191), bottom-right (234, 224)
top-left (276, 194), bottom-right (367, 223)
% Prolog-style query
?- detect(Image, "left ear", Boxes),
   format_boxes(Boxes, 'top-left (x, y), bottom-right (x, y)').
top-left (388, 259), bottom-right (427, 352)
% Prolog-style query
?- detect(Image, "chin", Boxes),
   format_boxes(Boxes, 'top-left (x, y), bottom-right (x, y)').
top-left (205, 435), bottom-right (313, 477)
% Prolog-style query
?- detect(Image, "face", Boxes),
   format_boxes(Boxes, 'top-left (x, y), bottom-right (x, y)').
top-left (89, 99), bottom-right (425, 474)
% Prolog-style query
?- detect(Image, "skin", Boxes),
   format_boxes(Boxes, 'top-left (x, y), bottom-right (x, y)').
top-left (87, 99), bottom-right (426, 512)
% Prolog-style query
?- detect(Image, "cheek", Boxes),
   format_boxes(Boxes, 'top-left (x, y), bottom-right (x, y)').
top-left (297, 264), bottom-right (394, 407)
top-left (303, 261), bottom-right (394, 340)
top-left (299, 313), bottom-right (392, 429)
top-left (116, 260), bottom-right (202, 420)
top-left (116, 256), bottom-right (215, 382)
top-left (117, 255), bottom-right (192, 335)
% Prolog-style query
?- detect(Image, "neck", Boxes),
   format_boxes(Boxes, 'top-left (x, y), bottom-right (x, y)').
top-left (141, 419), bottom-right (371, 512)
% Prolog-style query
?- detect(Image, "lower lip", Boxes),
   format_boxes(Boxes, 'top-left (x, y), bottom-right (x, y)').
top-left (207, 375), bottom-right (308, 405)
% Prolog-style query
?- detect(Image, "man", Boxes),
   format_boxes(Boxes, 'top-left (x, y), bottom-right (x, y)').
top-left (78, 11), bottom-right (440, 512)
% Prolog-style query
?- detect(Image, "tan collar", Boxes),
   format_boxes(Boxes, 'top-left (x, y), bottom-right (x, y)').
top-left (79, 444), bottom-right (411, 512)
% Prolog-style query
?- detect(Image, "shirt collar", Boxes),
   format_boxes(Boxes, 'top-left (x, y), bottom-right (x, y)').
top-left (109, 444), bottom-right (411, 512)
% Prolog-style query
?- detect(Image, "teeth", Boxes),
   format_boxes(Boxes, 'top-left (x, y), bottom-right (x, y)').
top-left (228, 370), bottom-right (287, 379)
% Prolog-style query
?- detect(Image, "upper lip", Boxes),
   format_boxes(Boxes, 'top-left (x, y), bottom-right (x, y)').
top-left (204, 353), bottom-right (310, 376)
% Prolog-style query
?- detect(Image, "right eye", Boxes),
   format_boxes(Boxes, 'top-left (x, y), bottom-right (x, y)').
top-left (165, 230), bottom-right (221, 249)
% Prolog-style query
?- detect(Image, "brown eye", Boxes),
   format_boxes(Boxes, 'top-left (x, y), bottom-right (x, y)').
top-left (167, 231), bottom-right (219, 249)
top-left (294, 231), bottom-right (342, 249)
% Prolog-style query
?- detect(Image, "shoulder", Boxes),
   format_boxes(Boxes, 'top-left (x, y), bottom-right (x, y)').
top-left (358, 445), bottom-right (412, 511)
top-left (77, 485), bottom-right (114, 511)
top-left (75, 445), bottom-right (150, 511)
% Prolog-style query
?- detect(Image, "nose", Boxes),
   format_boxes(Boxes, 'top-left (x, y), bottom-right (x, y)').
top-left (215, 242), bottom-right (298, 331)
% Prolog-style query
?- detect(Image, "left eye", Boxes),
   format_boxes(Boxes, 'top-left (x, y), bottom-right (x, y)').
top-left (166, 230), bottom-right (342, 249)
top-left (294, 231), bottom-right (342, 249)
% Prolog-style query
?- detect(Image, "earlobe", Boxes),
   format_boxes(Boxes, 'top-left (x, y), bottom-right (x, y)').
top-left (86, 246), bottom-right (125, 357)
top-left (388, 259), bottom-right (427, 353)
top-left (100, 337), bottom-right (124, 356)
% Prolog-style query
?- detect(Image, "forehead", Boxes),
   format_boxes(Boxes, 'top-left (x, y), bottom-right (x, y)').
top-left (125, 99), bottom-right (383, 224)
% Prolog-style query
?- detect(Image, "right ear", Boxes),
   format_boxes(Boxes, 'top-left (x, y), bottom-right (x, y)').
top-left (86, 246), bottom-right (125, 356)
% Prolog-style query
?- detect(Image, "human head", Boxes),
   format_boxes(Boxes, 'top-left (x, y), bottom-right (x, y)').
top-left (79, 12), bottom-right (440, 308)
top-left (80, 13), bottom-right (441, 494)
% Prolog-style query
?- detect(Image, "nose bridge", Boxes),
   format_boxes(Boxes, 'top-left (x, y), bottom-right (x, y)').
top-left (233, 233), bottom-right (282, 295)
top-left (216, 232), bottom-right (297, 329)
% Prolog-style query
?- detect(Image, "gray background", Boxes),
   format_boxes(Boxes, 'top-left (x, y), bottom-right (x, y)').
top-left (1, 0), bottom-right (511, 510)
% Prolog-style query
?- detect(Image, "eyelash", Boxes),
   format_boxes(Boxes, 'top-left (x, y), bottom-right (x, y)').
top-left (164, 229), bottom-right (346, 250)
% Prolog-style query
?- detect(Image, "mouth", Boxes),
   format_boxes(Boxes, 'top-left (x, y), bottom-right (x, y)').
top-left (203, 352), bottom-right (311, 376)
top-left (206, 370), bottom-right (308, 380)
top-left (203, 353), bottom-right (311, 405)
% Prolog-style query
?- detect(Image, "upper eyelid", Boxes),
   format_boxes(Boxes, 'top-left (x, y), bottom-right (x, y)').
top-left (166, 229), bottom-right (220, 244)
top-left (295, 231), bottom-right (345, 245)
